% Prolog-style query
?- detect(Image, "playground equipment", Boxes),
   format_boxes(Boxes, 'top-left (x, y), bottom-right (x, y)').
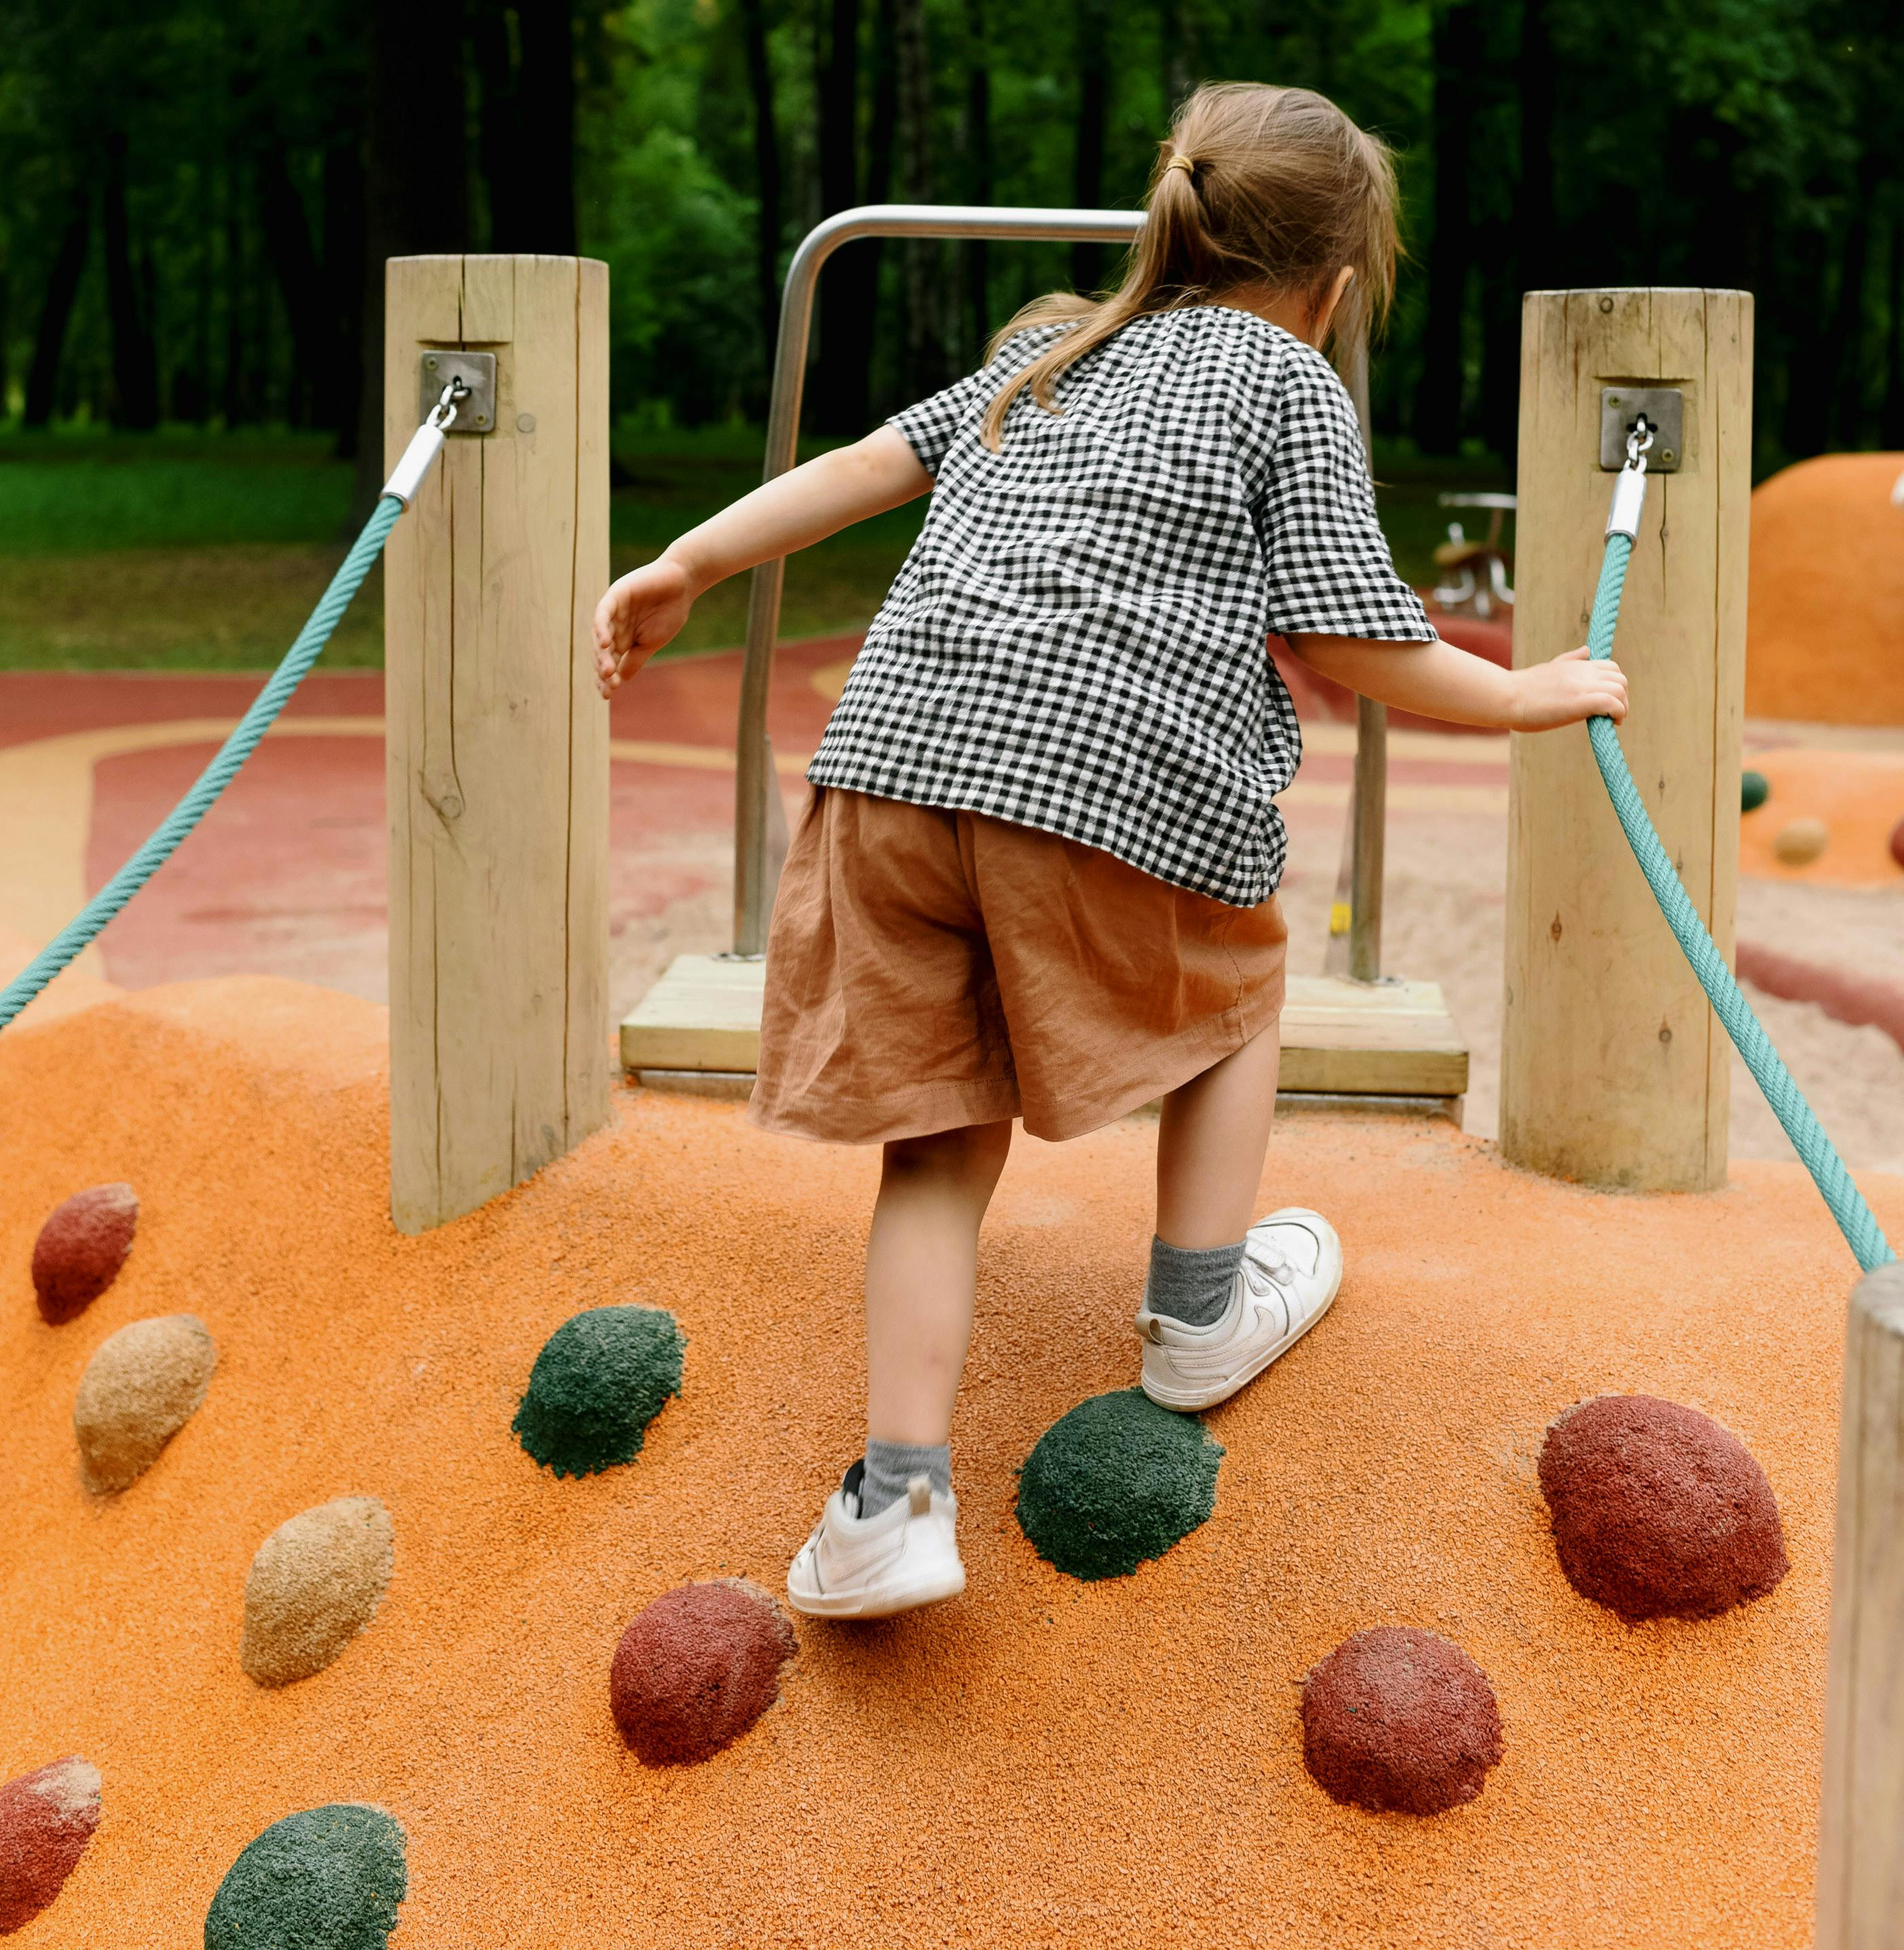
top-left (621, 203), bottom-right (1469, 1112)
top-left (1430, 490), bottom-right (1516, 618)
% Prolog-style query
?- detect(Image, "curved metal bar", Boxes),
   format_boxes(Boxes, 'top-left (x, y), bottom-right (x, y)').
top-left (731, 204), bottom-right (1147, 955)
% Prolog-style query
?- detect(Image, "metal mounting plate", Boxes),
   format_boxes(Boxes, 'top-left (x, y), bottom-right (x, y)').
top-left (419, 350), bottom-right (496, 434)
top-left (1600, 386), bottom-right (1683, 471)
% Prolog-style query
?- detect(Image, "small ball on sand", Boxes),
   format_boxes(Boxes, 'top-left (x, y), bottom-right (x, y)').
top-left (513, 1305), bottom-right (684, 1478)
top-left (611, 1581), bottom-right (797, 1767)
top-left (1302, 1628), bottom-right (1503, 1815)
top-left (1538, 1394), bottom-right (1789, 1622)
top-left (0, 1756), bottom-right (101, 1933)
top-left (1740, 769), bottom-right (1769, 813)
top-left (241, 1496), bottom-right (395, 1687)
top-left (1889, 814), bottom-right (1904, 870)
top-left (204, 1804), bottom-right (406, 1950)
top-left (31, 1185), bottom-right (138, 1325)
top-left (1773, 815), bottom-right (1829, 866)
top-left (72, 1314), bottom-right (217, 1493)
top-left (1015, 1388), bottom-right (1222, 1581)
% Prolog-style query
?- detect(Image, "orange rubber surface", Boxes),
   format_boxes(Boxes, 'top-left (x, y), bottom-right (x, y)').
top-left (1740, 744), bottom-right (1904, 887)
top-left (3, 977), bottom-right (1891, 1947)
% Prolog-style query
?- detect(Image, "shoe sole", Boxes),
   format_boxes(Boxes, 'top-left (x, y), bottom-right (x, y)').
top-left (1140, 1259), bottom-right (1343, 1414)
top-left (785, 1564), bottom-right (966, 1620)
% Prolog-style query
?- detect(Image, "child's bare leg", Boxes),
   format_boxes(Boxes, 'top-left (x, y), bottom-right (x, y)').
top-left (864, 1120), bottom-right (1014, 1455)
top-left (1156, 1018), bottom-right (1281, 1246)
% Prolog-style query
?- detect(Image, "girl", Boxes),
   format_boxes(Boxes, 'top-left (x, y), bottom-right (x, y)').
top-left (593, 83), bottom-right (1626, 1619)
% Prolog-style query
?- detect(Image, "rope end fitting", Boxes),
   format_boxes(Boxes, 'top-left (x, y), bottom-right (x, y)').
top-left (1605, 462), bottom-right (1648, 541)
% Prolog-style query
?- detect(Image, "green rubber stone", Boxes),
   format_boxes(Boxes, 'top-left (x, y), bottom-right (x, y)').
top-left (1742, 769), bottom-right (1770, 813)
top-left (512, 1305), bottom-right (684, 1478)
top-left (204, 1804), bottom-right (405, 1950)
top-left (1015, 1388), bottom-right (1223, 1581)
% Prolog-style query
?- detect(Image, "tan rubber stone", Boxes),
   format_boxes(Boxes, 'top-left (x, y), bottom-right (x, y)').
top-left (241, 1496), bottom-right (395, 1688)
top-left (71, 1314), bottom-right (217, 1494)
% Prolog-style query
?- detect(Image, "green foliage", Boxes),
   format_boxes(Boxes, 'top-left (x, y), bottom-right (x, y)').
top-left (204, 1804), bottom-right (407, 1950)
top-left (513, 1305), bottom-right (686, 1479)
top-left (1016, 1388), bottom-right (1222, 1581)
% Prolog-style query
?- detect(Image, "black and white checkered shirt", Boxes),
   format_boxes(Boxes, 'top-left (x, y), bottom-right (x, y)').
top-left (807, 306), bottom-right (1435, 906)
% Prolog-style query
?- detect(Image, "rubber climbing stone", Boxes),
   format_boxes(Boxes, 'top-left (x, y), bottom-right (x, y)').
top-left (1538, 1394), bottom-right (1788, 1622)
top-left (31, 1184), bottom-right (138, 1325)
top-left (72, 1314), bottom-right (217, 1494)
top-left (0, 1756), bottom-right (101, 1934)
top-left (1889, 815), bottom-right (1904, 870)
top-left (204, 1804), bottom-right (406, 1950)
top-left (242, 1497), bottom-right (395, 1687)
top-left (1015, 1388), bottom-right (1222, 1581)
top-left (611, 1581), bottom-right (797, 1767)
top-left (1302, 1628), bottom-right (1502, 1815)
top-left (513, 1305), bottom-right (684, 1478)
top-left (1740, 769), bottom-right (1769, 813)
top-left (1773, 815), bottom-right (1829, 866)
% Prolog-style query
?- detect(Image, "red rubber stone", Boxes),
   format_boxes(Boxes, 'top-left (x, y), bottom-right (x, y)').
top-left (610, 1582), bottom-right (796, 1767)
top-left (0, 1756), bottom-right (101, 1932)
top-left (1538, 1394), bottom-right (1789, 1623)
top-left (1301, 1627), bottom-right (1503, 1816)
top-left (31, 1185), bottom-right (139, 1325)
top-left (1890, 815), bottom-right (1904, 871)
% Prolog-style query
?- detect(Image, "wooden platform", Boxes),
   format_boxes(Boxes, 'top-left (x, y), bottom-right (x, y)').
top-left (620, 955), bottom-right (1468, 1102)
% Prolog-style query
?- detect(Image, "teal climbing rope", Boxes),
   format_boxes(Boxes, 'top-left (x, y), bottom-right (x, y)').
top-left (1586, 451), bottom-right (1893, 1272)
top-left (0, 495), bottom-right (403, 1033)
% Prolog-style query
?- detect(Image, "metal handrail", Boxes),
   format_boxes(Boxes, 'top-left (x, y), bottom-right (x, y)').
top-left (729, 201), bottom-right (1385, 981)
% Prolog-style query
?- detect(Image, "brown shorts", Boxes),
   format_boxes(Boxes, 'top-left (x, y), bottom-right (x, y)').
top-left (748, 788), bottom-right (1287, 1145)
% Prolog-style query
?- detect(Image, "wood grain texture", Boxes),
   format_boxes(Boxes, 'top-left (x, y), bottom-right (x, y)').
top-left (1816, 1261), bottom-right (1904, 1949)
top-left (385, 255), bottom-right (610, 1234)
top-left (621, 958), bottom-right (1469, 1098)
top-left (1501, 289), bottom-right (1752, 1190)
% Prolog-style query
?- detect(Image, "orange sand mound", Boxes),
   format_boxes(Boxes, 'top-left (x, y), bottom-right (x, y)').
top-left (1746, 452), bottom-right (1904, 726)
top-left (3, 976), bottom-right (1892, 1947)
top-left (1740, 744), bottom-right (1904, 886)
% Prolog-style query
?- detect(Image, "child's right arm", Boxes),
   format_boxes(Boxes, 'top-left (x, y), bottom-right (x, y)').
top-left (593, 426), bottom-right (932, 699)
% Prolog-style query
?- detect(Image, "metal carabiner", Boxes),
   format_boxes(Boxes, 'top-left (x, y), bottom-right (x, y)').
top-left (426, 377), bottom-right (470, 433)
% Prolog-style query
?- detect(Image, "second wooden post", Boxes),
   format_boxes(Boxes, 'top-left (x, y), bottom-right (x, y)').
top-left (1501, 288), bottom-right (1752, 1190)
top-left (384, 255), bottom-right (611, 1234)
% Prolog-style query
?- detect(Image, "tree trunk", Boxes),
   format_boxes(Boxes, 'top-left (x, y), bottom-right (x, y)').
top-left (23, 189), bottom-right (90, 430)
top-left (1515, 0), bottom-right (1555, 297)
top-left (517, 0), bottom-right (578, 252)
top-left (354, 0), bottom-right (471, 513)
top-left (1412, 1), bottom-right (1478, 454)
top-left (259, 147), bottom-right (329, 429)
top-left (473, 0), bottom-right (527, 247)
top-left (1825, 151), bottom-right (1881, 447)
top-left (740, 0), bottom-right (784, 375)
top-left (103, 132), bottom-right (161, 431)
top-left (963, 0), bottom-right (991, 358)
top-left (1782, 221), bottom-right (1834, 459)
top-left (1477, 225), bottom-right (1518, 463)
top-left (1071, 0), bottom-right (1108, 292)
top-left (896, 0), bottom-right (949, 397)
top-left (811, 0), bottom-right (862, 433)
top-left (1882, 216), bottom-right (1904, 449)
top-left (323, 139), bottom-right (367, 453)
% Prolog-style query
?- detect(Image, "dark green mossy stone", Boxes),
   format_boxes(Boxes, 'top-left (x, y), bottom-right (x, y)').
top-left (1015, 1388), bottom-right (1223, 1581)
top-left (1742, 769), bottom-right (1770, 813)
top-left (513, 1305), bottom-right (684, 1478)
top-left (204, 1803), bottom-right (405, 1950)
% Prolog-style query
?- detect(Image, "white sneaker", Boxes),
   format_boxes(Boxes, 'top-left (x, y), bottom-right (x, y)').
top-left (1136, 1208), bottom-right (1343, 1412)
top-left (786, 1465), bottom-right (966, 1619)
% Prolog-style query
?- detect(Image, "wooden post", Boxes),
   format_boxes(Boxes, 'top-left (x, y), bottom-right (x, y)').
top-left (1817, 1261), bottom-right (1904, 1947)
top-left (1501, 289), bottom-right (1752, 1190)
top-left (384, 255), bottom-right (610, 1233)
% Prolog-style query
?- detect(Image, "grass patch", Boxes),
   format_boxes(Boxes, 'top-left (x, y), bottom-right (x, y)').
top-left (0, 426), bottom-right (1502, 671)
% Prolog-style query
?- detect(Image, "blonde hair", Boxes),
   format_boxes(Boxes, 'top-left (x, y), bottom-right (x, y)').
top-left (980, 83), bottom-right (1399, 451)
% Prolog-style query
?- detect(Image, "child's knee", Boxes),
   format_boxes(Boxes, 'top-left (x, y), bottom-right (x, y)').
top-left (882, 1120), bottom-right (1012, 1190)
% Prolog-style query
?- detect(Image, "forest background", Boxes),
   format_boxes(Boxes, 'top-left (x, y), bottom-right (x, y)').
top-left (0, 0), bottom-right (1899, 667)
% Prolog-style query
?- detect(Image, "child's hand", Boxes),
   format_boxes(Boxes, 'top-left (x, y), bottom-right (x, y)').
top-left (1511, 646), bottom-right (1628, 731)
top-left (593, 556), bottom-right (695, 699)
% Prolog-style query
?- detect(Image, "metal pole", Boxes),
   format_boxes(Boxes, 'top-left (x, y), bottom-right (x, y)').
top-left (732, 204), bottom-right (1146, 955)
top-left (1334, 319), bottom-right (1386, 982)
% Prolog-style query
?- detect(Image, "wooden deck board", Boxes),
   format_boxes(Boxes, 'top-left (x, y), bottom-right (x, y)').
top-left (621, 955), bottom-right (1469, 1099)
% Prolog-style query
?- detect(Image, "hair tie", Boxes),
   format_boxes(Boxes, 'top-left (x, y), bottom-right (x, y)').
top-left (1163, 154), bottom-right (1196, 178)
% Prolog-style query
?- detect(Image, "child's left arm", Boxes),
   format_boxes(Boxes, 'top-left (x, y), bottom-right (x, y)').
top-left (593, 426), bottom-right (932, 697)
top-left (1284, 633), bottom-right (1628, 733)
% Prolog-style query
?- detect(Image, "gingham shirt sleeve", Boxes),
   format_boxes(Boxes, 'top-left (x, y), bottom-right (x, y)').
top-left (1251, 346), bottom-right (1437, 642)
top-left (887, 328), bottom-right (1062, 477)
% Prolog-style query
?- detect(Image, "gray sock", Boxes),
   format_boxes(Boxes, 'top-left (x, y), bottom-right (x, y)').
top-left (858, 1439), bottom-right (952, 1517)
top-left (1143, 1234), bottom-right (1246, 1329)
